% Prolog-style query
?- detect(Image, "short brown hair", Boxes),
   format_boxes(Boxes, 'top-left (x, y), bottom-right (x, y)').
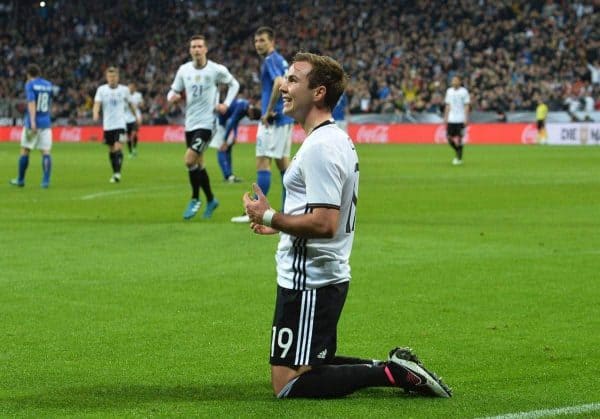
top-left (293, 52), bottom-right (347, 110)
top-left (105, 66), bottom-right (119, 74)
top-left (255, 26), bottom-right (274, 40)
top-left (190, 34), bottom-right (206, 43)
top-left (26, 64), bottom-right (41, 78)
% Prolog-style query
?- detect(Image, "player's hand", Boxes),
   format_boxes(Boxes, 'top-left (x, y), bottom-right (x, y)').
top-left (136, 116), bottom-right (142, 125)
top-left (243, 183), bottom-right (271, 225)
top-left (215, 103), bottom-right (228, 115)
top-left (250, 222), bottom-right (278, 235)
top-left (169, 93), bottom-right (182, 104)
top-left (261, 112), bottom-right (276, 127)
top-left (219, 143), bottom-right (229, 152)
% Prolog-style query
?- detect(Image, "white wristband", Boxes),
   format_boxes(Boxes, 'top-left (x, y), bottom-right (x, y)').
top-left (262, 209), bottom-right (276, 227)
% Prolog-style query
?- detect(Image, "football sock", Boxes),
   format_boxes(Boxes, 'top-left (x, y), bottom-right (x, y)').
top-left (127, 140), bottom-right (133, 153)
top-left (327, 355), bottom-right (381, 366)
top-left (188, 165), bottom-right (201, 200)
top-left (457, 144), bottom-right (463, 159)
top-left (279, 364), bottom-right (389, 398)
top-left (109, 151), bottom-right (117, 172)
top-left (226, 147), bottom-right (233, 175)
top-left (217, 150), bottom-right (231, 179)
top-left (447, 138), bottom-right (458, 151)
top-left (42, 154), bottom-right (52, 183)
top-left (257, 169), bottom-right (271, 196)
top-left (115, 150), bottom-right (123, 172)
top-left (198, 167), bottom-right (214, 202)
top-left (109, 151), bottom-right (123, 173)
top-left (280, 169), bottom-right (286, 210)
top-left (18, 155), bottom-right (29, 182)
top-left (132, 133), bottom-right (138, 149)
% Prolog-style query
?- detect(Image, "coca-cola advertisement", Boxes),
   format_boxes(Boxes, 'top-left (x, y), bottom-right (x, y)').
top-left (353, 125), bottom-right (389, 143)
top-left (2, 124), bottom-right (599, 145)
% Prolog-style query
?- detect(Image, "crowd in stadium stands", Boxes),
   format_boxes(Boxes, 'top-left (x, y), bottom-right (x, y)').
top-left (1, 0), bottom-right (599, 124)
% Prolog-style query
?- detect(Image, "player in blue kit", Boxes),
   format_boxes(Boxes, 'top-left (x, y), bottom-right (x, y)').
top-left (231, 26), bottom-right (293, 223)
top-left (210, 93), bottom-right (261, 183)
top-left (332, 91), bottom-right (348, 132)
top-left (10, 64), bottom-right (54, 188)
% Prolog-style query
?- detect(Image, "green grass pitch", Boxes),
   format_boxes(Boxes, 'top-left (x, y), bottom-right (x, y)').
top-left (1, 141), bottom-right (599, 418)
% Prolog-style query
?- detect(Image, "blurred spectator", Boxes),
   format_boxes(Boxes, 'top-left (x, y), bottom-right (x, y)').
top-left (0, 0), bottom-right (598, 123)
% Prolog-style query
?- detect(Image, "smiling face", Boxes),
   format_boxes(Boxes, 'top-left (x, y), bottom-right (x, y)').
top-left (280, 61), bottom-right (319, 121)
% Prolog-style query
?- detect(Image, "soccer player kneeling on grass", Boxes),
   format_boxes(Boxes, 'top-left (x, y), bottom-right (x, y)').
top-left (243, 52), bottom-right (452, 399)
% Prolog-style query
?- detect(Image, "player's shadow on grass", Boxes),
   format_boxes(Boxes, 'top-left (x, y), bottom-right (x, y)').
top-left (3, 384), bottom-right (404, 410)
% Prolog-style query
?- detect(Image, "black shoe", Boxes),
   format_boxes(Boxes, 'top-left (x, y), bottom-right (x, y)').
top-left (386, 347), bottom-right (452, 397)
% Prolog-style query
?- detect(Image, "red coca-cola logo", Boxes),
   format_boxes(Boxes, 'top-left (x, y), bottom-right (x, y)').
top-left (434, 125), bottom-right (447, 144)
top-left (58, 127), bottom-right (82, 142)
top-left (356, 125), bottom-right (389, 143)
top-left (9, 127), bottom-right (22, 141)
top-left (236, 126), bottom-right (250, 143)
top-left (521, 124), bottom-right (537, 144)
top-left (163, 126), bottom-right (185, 142)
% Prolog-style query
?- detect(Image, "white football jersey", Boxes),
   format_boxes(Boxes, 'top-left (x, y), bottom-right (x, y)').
top-left (277, 121), bottom-right (359, 290)
top-left (94, 84), bottom-right (132, 130)
top-left (124, 91), bottom-right (143, 123)
top-left (444, 86), bottom-right (470, 123)
top-left (170, 60), bottom-right (239, 131)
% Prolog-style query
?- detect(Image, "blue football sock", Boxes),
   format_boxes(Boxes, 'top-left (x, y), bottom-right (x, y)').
top-left (42, 154), bottom-right (52, 183)
top-left (257, 169), bottom-right (271, 196)
top-left (217, 150), bottom-right (231, 179)
top-left (226, 148), bottom-right (233, 175)
top-left (18, 155), bottom-right (29, 182)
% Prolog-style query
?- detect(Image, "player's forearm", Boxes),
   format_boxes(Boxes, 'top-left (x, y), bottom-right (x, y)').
top-left (92, 102), bottom-right (100, 120)
top-left (270, 211), bottom-right (338, 239)
top-left (166, 89), bottom-right (179, 103)
top-left (222, 78), bottom-right (240, 107)
top-left (27, 102), bottom-right (37, 129)
top-left (266, 77), bottom-right (283, 114)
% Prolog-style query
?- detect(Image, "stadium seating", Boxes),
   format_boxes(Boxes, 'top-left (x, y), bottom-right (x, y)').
top-left (0, 0), bottom-right (598, 124)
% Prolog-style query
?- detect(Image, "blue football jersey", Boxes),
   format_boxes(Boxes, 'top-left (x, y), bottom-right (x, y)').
top-left (332, 92), bottom-right (348, 121)
top-left (219, 98), bottom-right (249, 139)
top-left (261, 51), bottom-right (294, 126)
top-left (24, 77), bottom-right (53, 129)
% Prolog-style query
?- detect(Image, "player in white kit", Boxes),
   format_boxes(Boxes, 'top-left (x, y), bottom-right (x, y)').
top-left (444, 76), bottom-right (470, 165)
top-left (93, 67), bottom-right (140, 183)
top-left (124, 82), bottom-right (143, 158)
top-left (168, 35), bottom-right (239, 220)
top-left (243, 52), bottom-right (452, 399)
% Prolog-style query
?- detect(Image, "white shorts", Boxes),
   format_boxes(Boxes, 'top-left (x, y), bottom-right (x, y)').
top-left (21, 127), bottom-right (52, 151)
top-left (256, 123), bottom-right (292, 159)
top-left (208, 124), bottom-right (227, 149)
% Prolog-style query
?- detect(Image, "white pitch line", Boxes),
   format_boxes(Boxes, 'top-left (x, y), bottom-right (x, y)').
top-left (80, 188), bottom-right (142, 200)
top-left (480, 402), bottom-right (600, 419)
top-left (79, 185), bottom-right (177, 200)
